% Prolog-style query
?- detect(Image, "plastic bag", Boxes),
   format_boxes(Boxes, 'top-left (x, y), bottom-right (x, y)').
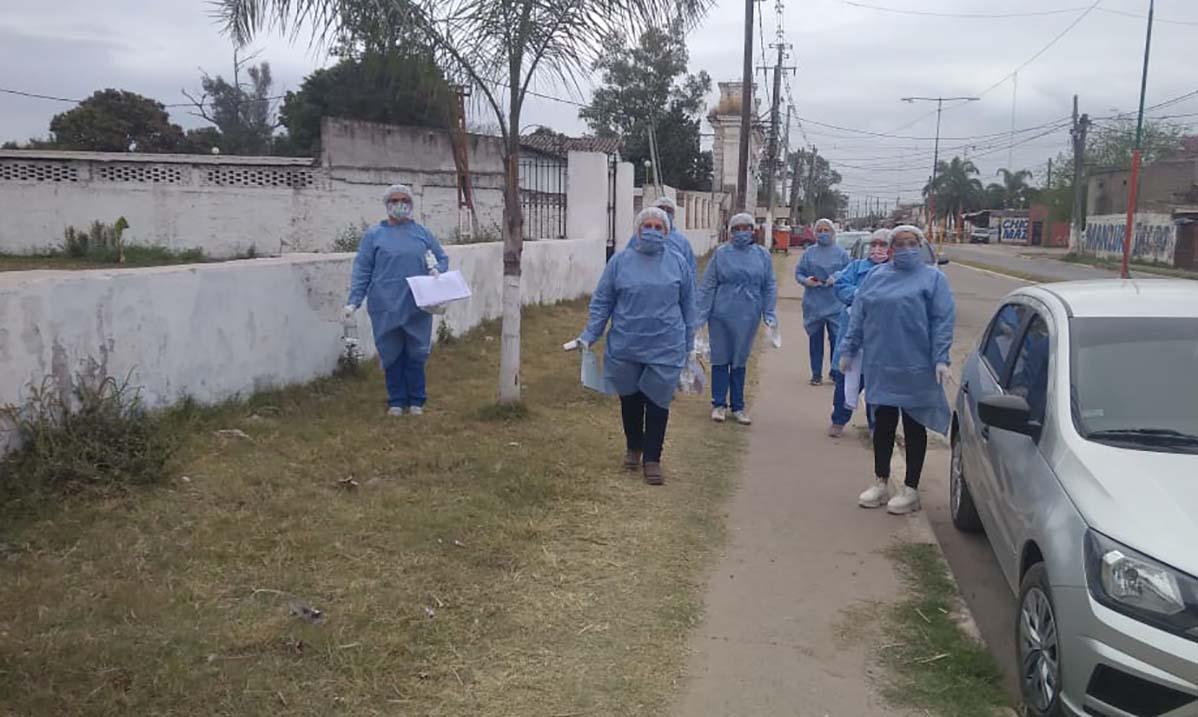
top-left (580, 346), bottom-right (604, 393)
top-left (678, 354), bottom-right (707, 395)
top-left (765, 323), bottom-right (782, 349)
top-left (693, 335), bottom-right (711, 362)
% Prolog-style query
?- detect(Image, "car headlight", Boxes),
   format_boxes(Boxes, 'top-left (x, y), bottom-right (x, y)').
top-left (1085, 530), bottom-right (1198, 641)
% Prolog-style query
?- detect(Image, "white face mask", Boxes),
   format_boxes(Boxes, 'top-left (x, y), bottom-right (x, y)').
top-left (387, 200), bottom-right (412, 220)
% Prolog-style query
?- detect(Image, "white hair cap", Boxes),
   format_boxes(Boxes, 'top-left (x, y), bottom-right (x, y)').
top-left (654, 195), bottom-right (677, 212)
top-left (729, 212), bottom-right (755, 230)
top-left (889, 224), bottom-right (926, 244)
top-left (814, 217), bottom-right (836, 234)
top-left (383, 183), bottom-right (413, 203)
top-left (870, 228), bottom-right (892, 243)
top-left (635, 206), bottom-right (670, 230)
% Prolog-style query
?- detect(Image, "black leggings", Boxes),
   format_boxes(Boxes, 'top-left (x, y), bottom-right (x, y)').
top-left (873, 405), bottom-right (928, 488)
top-left (620, 392), bottom-right (670, 463)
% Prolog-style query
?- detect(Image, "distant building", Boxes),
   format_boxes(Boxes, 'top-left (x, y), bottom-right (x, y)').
top-left (1086, 157), bottom-right (1198, 216)
top-left (707, 81), bottom-right (763, 218)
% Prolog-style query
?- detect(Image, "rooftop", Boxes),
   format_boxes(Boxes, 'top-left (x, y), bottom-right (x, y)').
top-left (0, 149), bottom-right (317, 166)
top-left (519, 134), bottom-right (622, 157)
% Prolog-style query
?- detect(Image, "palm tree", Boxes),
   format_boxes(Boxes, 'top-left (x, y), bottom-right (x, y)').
top-left (923, 156), bottom-right (983, 220)
top-left (995, 168), bottom-right (1034, 209)
top-left (218, 0), bottom-right (713, 404)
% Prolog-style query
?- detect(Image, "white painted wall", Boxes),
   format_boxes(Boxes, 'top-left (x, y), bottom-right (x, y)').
top-left (0, 238), bottom-right (606, 450)
top-left (1081, 212), bottom-right (1178, 265)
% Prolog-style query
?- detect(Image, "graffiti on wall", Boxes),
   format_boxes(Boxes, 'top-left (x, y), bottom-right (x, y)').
top-left (1082, 213), bottom-right (1177, 265)
top-left (999, 217), bottom-right (1029, 242)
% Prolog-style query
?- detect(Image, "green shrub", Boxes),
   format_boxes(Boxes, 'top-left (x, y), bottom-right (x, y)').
top-left (59, 218), bottom-right (204, 265)
top-left (333, 221), bottom-right (370, 253)
top-left (1, 373), bottom-right (175, 495)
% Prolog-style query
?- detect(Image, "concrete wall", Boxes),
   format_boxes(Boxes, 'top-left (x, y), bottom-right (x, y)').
top-left (0, 238), bottom-right (606, 448)
top-left (566, 152), bottom-right (609, 242)
top-left (1081, 212), bottom-right (1178, 264)
top-left (1087, 160), bottom-right (1198, 216)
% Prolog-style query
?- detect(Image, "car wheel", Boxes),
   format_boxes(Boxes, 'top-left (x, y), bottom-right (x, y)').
top-left (949, 427), bottom-right (983, 533)
top-left (1017, 564), bottom-right (1064, 717)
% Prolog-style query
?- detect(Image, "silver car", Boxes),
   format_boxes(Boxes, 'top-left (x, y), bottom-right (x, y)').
top-left (949, 280), bottom-right (1198, 717)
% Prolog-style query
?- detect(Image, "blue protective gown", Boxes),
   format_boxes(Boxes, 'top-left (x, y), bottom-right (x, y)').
top-left (667, 226), bottom-right (698, 284)
top-left (839, 263), bottom-right (955, 434)
top-left (795, 243), bottom-right (851, 333)
top-left (696, 243), bottom-right (778, 368)
top-left (830, 258), bottom-right (885, 367)
top-left (580, 240), bottom-right (696, 409)
top-left (347, 220), bottom-right (449, 369)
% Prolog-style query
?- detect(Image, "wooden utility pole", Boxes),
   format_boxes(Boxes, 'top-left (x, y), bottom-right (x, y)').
top-left (759, 42), bottom-right (795, 222)
top-left (736, 0), bottom-right (755, 212)
top-left (1070, 94), bottom-right (1091, 250)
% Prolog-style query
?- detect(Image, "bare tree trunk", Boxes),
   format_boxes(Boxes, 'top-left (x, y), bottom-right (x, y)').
top-left (497, 123), bottom-right (524, 403)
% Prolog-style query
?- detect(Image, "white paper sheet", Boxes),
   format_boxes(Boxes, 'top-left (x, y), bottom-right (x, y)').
top-left (843, 352), bottom-right (864, 410)
top-left (580, 346), bottom-right (604, 392)
top-left (406, 270), bottom-right (472, 309)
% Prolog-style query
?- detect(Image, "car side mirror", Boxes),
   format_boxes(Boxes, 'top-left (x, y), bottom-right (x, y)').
top-left (978, 394), bottom-right (1036, 438)
top-left (937, 257), bottom-right (950, 265)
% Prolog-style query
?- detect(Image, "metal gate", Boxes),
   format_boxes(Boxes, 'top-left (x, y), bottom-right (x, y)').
top-left (606, 155), bottom-right (617, 259)
top-left (518, 156), bottom-right (567, 240)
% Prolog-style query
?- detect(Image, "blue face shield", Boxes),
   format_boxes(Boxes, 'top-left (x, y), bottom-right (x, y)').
top-left (731, 229), bottom-right (754, 247)
top-left (893, 246), bottom-right (922, 270)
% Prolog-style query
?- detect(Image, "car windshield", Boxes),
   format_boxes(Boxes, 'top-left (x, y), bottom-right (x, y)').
top-left (1071, 317), bottom-right (1198, 453)
top-left (837, 232), bottom-right (866, 250)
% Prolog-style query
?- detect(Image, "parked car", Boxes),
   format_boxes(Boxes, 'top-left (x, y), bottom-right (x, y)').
top-left (790, 224), bottom-right (816, 248)
top-left (845, 233), bottom-right (948, 266)
top-left (949, 280), bottom-right (1198, 717)
top-left (970, 226), bottom-right (993, 244)
top-left (836, 230), bottom-right (869, 252)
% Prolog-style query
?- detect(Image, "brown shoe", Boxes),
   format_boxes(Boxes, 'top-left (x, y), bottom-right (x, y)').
top-left (623, 450), bottom-right (642, 471)
top-left (643, 461), bottom-right (664, 485)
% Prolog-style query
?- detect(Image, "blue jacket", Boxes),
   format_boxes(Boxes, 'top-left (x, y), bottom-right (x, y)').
top-left (830, 257), bottom-right (885, 367)
top-left (795, 243), bottom-right (851, 332)
top-left (697, 243), bottom-right (777, 368)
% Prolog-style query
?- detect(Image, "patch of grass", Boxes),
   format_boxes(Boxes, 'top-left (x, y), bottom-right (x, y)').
top-left (1061, 251), bottom-right (1198, 279)
top-left (881, 543), bottom-right (1011, 716)
top-left (476, 400), bottom-right (532, 422)
top-left (0, 246), bottom-right (208, 271)
top-left (0, 299), bottom-right (745, 716)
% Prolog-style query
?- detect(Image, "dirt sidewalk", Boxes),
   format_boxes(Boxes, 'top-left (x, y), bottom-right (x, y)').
top-left (671, 255), bottom-right (925, 716)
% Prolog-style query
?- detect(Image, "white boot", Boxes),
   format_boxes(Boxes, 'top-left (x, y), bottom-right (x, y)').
top-left (732, 410), bottom-right (752, 425)
top-left (408, 406), bottom-right (424, 416)
top-left (711, 406), bottom-right (727, 423)
top-left (887, 485), bottom-right (921, 515)
top-left (858, 477), bottom-right (890, 508)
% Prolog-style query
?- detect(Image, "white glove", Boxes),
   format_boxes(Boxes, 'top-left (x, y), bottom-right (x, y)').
top-left (428, 267), bottom-right (440, 277)
top-left (424, 251), bottom-right (440, 277)
top-left (563, 337), bottom-right (590, 351)
top-left (764, 317), bottom-right (777, 329)
top-left (936, 363), bottom-right (951, 385)
top-left (838, 355), bottom-right (853, 373)
top-left (343, 304), bottom-right (357, 320)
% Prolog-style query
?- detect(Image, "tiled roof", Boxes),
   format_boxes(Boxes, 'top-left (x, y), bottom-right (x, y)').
top-left (519, 134), bottom-right (622, 157)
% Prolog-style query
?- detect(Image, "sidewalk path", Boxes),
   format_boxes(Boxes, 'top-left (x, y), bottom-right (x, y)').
top-left (671, 255), bottom-right (924, 716)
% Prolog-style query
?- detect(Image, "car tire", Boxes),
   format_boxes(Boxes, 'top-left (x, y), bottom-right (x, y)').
top-left (949, 427), bottom-right (983, 533)
top-left (1017, 563), bottom-right (1064, 717)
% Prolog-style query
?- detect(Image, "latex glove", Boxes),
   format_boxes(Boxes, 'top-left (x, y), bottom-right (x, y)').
top-left (936, 363), bottom-right (951, 385)
top-left (428, 267), bottom-right (440, 277)
top-left (563, 337), bottom-right (589, 351)
top-left (805, 276), bottom-right (822, 288)
top-left (838, 355), bottom-right (853, 374)
top-left (343, 304), bottom-right (357, 320)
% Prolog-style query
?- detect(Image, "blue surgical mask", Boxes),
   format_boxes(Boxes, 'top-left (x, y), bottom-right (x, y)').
top-left (893, 247), bottom-right (922, 270)
top-left (817, 231), bottom-right (833, 246)
top-left (635, 228), bottom-right (666, 254)
top-left (387, 201), bottom-right (412, 221)
top-left (731, 230), bottom-right (754, 247)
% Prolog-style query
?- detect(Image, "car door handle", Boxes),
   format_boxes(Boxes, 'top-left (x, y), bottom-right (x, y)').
top-left (961, 380), bottom-right (970, 395)
top-left (980, 424), bottom-right (990, 440)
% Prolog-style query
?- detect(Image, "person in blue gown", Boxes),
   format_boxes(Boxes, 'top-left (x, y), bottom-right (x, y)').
top-left (795, 218), bottom-right (850, 385)
top-left (696, 212), bottom-right (777, 426)
top-left (577, 207), bottom-right (696, 485)
top-left (827, 228), bottom-right (890, 437)
top-left (345, 183), bottom-right (449, 416)
top-left (653, 195), bottom-right (698, 283)
top-left (839, 225), bottom-right (955, 515)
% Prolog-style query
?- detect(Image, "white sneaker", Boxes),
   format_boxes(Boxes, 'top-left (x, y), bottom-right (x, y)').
top-left (387, 407), bottom-right (405, 417)
top-left (732, 410), bottom-right (752, 425)
top-left (859, 478), bottom-right (890, 508)
top-left (711, 407), bottom-right (727, 423)
top-left (887, 485), bottom-right (921, 515)
top-left (408, 406), bottom-right (424, 416)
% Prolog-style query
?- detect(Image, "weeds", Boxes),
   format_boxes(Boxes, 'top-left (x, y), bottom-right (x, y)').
top-left (0, 373), bottom-right (175, 497)
top-left (476, 401), bottom-right (532, 422)
top-left (332, 221), bottom-right (370, 253)
top-left (436, 319), bottom-right (456, 345)
top-left (882, 543), bottom-right (1011, 716)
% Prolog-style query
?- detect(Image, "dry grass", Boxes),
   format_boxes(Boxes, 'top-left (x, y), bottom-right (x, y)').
top-left (0, 299), bottom-right (744, 716)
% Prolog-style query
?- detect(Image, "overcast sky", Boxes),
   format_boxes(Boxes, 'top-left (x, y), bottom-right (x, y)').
top-left (3, 0), bottom-right (1195, 206)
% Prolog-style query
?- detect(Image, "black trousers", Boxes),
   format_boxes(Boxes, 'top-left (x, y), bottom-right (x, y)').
top-left (620, 391), bottom-right (670, 463)
top-left (872, 405), bottom-right (928, 488)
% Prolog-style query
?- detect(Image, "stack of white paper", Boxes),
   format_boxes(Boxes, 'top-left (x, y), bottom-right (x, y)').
top-left (406, 270), bottom-right (472, 309)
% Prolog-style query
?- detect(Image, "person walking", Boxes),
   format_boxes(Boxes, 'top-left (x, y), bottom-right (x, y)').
top-left (577, 207), bottom-right (696, 485)
top-left (838, 225), bottom-right (954, 514)
top-left (345, 184), bottom-right (449, 416)
top-left (827, 228), bottom-right (890, 437)
top-left (697, 212), bottom-right (778, 426)
top-left (654, 195), bottom-right (698, 283)
top-left (795, 218), bottom-right (850, 385)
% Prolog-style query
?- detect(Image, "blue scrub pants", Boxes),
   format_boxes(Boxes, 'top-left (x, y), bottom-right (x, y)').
top-left (711, 365), bottom-right (747, 412)
top-left (831, 371), bottom-right (874, 430)
top-left (807, 318), bottom-right (838, 382)
top-left (383, 354), bottom-right (427, 408)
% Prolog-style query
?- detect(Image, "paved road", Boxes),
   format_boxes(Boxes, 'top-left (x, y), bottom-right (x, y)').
top-left (942, 243), bottom-right (1155, 282)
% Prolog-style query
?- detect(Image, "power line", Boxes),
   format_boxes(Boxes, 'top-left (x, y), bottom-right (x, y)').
top-left (844, 1), bottom-right (1091, 19)
top-left (973, 0), bottom-right (1102, 99)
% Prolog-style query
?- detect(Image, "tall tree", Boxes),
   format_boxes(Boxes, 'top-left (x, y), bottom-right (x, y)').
top-left (1087, 116), bottom-right (1186, 170)
top-left (923, 156), bottom-right (983, 220)
top-left (217, 0), bottom-right (713, 405)
top-left (277, 53), bottom-right (454, 156)
top-left (579, 23), bottom-right (712, 190)
top-left (786, 148), bottom-right (844, 223)
top-left (48, 89), bottom-right (186, 152)
top-left (994, 168), bottom-right (1034, 209)
top-left (183, 50), bottom-right (280, 155)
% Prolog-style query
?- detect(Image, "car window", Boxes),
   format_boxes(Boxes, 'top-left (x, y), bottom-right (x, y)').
top-left (921, 241), bottom-right (935, 264)
top-left (1007, 315), bottom-right (1050, 427)
top-left (981, 304), bottom-right (1028, 379)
